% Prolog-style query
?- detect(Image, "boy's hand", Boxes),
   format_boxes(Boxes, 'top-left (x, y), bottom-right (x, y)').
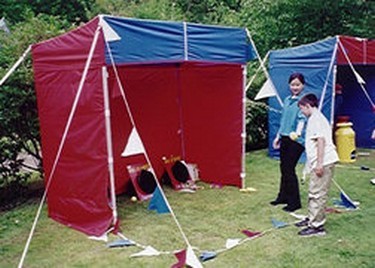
top-left (314, 165), bottom-right (324, 177)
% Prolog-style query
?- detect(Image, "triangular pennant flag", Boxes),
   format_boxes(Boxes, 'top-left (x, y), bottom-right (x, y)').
top-left (130, 246), bottom-right (160, 257)
top-left (107, 239), bottom-right (135, 248)
top-left (186, 246), bottom-right (203, 268)
top-left (340, 191), bottom-right (357, 209)
top-left (0, 17), bottom-right (10, 34)
top-left (148, 187), bottom-right (170, 214)
top-left (171, 249), bottom-right (186, 268)
top-left (255, 78), bottom-right (277, 100)
top-left (199, 251), bottom-right (217, 262)
top-left (353, 70), bottom-right (366, 85)
top-left (99, 16), bottom-right (121, 42)
top-left (121, 127), bottom-right (146, 157)
top-left (271, 218), bottom-right (288, 229)
top-left (241, 229), bottom-right (261, 238)
top-left (225, 238), bottom-right (241, 249)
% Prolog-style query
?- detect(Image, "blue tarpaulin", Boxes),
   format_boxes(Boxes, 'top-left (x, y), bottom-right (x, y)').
top-left (103, 16), bottom-right (256, 65)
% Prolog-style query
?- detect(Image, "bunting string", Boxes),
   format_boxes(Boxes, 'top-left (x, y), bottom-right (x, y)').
top-left (107, 217), bottom-right (301, 265)
top-left (104, 183), bottom-right (360, 266)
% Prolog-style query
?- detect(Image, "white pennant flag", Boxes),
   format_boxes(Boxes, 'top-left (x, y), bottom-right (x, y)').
top-left (255, 78), bottom-right (277, 100)
top-left (225, 238), bottom-right (241, 249)
top-left (99, 16), bottom-right (121, 42)
top-left (0, 17), bottom-right (10, 34)
top-left (121, 128), bottom-right (146, 157)
top-left (186, 246), bottom-right (203, 268)
top-left (130, 246), bottom-right (160, 257)
top-left (353, 70), bottom-right (366, 85)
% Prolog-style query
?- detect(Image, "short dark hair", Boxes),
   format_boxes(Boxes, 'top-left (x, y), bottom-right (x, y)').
top-left (289, 72), bottom-right (305, 84)
top-left (298, 93), bottom-right (319, 107)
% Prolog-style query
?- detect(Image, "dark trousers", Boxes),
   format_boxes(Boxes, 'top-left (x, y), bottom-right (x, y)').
top-left (276, 136), bottom-right (304, 209)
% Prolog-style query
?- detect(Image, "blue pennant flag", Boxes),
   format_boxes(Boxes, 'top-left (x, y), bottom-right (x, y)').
top-left (271, 218), bottom-right (288, 229)
top-left (107, 239), bottom-right (135, 248)
top-left (339, 191), bottom-right (357, 209)
top-left (199, 251), bottom-right (217, 262)
top-left (148, 187), bottom-right (170, 214)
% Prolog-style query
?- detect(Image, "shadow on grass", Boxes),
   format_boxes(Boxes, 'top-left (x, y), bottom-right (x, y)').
top-left (0, 179), bottom-right (44, 213)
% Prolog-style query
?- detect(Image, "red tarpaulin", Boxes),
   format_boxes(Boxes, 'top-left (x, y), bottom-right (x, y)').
top-left (33, 18), bottom-right (114, 235)
top-left (337, 35), bottom-right (375, 65)
top-left (109, 63), bottom-right (243, 193)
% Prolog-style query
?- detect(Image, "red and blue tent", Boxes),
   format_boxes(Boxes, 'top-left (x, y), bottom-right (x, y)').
top-left (31, 15), bottom-right (256, 236)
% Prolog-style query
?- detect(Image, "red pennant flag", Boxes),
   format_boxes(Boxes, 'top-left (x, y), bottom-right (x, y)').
top-left (241, 229), bottom-right (261, 238)
top-left (171, 249), bottom-right (186, 268)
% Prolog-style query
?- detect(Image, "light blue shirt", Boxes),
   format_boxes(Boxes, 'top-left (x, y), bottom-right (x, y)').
top-left (278, 95), bottom-right (306, 145)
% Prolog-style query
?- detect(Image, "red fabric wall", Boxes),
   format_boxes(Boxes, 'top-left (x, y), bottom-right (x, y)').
top-left (32, 18), bottom-right (113, 236)
top-left (109, 62), bottom-right (243, 192)
top-left (108, 64), bottom-right (183, 193)
top-left (180, 63), bottom-right (243, 187)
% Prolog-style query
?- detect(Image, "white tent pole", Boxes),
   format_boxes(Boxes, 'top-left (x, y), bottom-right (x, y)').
top-left (104, 40), bottom-right (196, 251)
top-left (338, 39), bottom-right (375, 108)
top-left (241, 65), bottom-right (247, 189)
top-left (331, 64), bottom-right (338, 128)
top-left (183, 22), bottom-right (188, 60)
top-left (245, 51), bottom-right (269, 92)
top-left (246, 29), bottom-right (283, 107)
top-left (0, 45), bottom-right (31, 87)
top-left (18, 26), bottom-right (101, 268)
top-left (318, 38), bottom-right (338, 112)
top-left (102, 66), bottom-right (118, 225)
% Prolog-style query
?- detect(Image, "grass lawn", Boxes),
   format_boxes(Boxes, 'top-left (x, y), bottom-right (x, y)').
top-left (1, 149), bottom-right (375, 267)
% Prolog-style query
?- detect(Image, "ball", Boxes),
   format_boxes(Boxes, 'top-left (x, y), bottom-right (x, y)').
top-left (131, 196), bottom-right (137, 202)
top-left (289, 131), bottom-right (298, 141)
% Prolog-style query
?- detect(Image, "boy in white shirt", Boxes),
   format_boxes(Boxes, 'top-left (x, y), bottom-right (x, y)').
top-left (295, 93), bottom-right (339, 237)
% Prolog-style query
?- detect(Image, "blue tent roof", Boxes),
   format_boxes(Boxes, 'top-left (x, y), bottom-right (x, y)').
top-left (102, 16), bottom-right (256, 65)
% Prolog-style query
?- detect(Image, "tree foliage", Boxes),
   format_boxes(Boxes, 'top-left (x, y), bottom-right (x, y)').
top-left (0, 14), bottom-right (71, 188)
top-left (243, 0), bottom-right (374, 55)
top-left (0, 0), bottom-right (95, 24)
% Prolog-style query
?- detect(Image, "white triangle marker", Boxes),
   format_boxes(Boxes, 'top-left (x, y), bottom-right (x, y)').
top-left (121, 128), bottom-right (146, 157)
